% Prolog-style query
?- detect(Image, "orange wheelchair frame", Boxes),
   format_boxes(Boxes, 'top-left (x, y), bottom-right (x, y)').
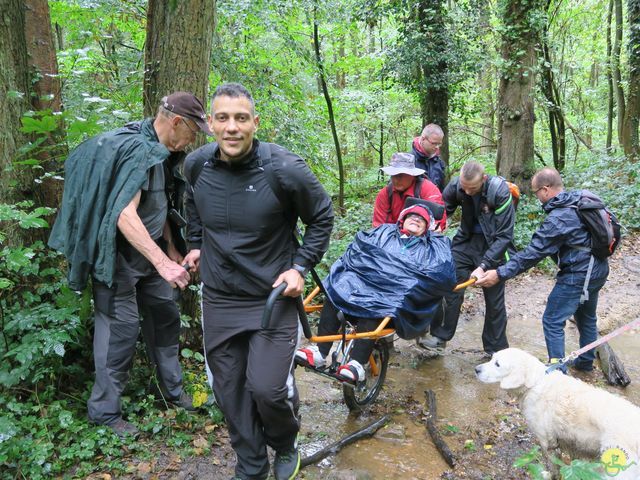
top-left (263, 278), bottom-right (476, 412)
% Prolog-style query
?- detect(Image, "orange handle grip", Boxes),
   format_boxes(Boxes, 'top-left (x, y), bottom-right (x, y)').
top-left (453, 278), bottom-right (476, 291)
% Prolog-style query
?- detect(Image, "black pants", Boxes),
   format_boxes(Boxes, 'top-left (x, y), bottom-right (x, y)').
top-left (317, 301), bottom-right (380, 365)
top-left (430, 234), bottom-right (509, 353)
top-left (88, 250), bottom-right (183, 425)
top-left (202, 286), bottom-right (300, 480)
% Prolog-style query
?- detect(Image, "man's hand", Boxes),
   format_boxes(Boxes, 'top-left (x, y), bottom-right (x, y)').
top-left (475, 269), bottom-right (500, 288)
top-left (470, 266), bottom-right (485, 283)
top-left (157, 258), bottom-right (191, 290)
top-left (273, 269), bottom-right (305, 297)
top-left (183, 249), bottom-right (201, 273)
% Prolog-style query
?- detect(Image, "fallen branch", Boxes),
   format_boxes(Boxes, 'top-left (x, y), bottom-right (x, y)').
top-left (300, 414), bottom-right (390, 468)
top-left (423, 389), bottom-right (456, 467)
top-left (596, 343), bottom-right (631, 387)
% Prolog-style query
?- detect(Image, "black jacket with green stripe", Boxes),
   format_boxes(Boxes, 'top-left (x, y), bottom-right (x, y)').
top-left (443, 175), bottom-right (516, 269)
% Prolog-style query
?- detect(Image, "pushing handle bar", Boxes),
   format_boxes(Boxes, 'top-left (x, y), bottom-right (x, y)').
top-left (261, 282), bottom-right (313, 339)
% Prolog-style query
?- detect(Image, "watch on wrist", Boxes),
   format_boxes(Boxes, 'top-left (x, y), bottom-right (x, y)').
top-left (479, 262), bottom-right (488, 271)
top-left (292, 264), bottom-right (309, 277)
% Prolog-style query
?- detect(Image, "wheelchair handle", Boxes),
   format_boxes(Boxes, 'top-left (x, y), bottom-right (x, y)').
top-left (261, 282), bottom-right (313, 339)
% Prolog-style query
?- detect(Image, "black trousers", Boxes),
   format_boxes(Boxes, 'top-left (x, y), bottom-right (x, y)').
top-left (202, 286), bottom-right (300, 480)
top-left (317, 301), bottom-right (380, 365)
top-left (430, 234), bottom-right (509, 353)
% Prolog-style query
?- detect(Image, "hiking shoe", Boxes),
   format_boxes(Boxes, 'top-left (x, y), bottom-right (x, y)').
top-left (416, 334), bottom-right (447, 350)
top-left (295, 345), bottom-right (325, 368)
top-left (274, 447), bottom-right (300, 480)
top-left (168, 391), bottom-right (197, 411)
top-left (107, 418), bottom-right (139, 439)
top-left (336, 359), bottom-right (366, 384)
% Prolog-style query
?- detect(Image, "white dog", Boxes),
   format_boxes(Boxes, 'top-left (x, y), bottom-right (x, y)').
top-left (475, 348), bottom-right (640, 479)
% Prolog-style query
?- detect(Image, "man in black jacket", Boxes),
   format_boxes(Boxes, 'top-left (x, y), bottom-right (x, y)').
top-left (418, 161), bottom-right (516, 355)
top-left (183, 83), bottom-right (334, 480)
top-left (476, 168), bottom-right (609, 372)
top-left (411, 123), bottom-right (446, 191)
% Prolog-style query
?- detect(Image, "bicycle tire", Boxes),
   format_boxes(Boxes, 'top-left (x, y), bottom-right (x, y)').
top-left (342, 340), bottom-right (389, 412)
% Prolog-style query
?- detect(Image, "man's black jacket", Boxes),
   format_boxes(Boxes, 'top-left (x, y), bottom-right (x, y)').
top-left (184, 140), bottom-right (334, 297)
top-left (443, 176), bottom-right (516, 269)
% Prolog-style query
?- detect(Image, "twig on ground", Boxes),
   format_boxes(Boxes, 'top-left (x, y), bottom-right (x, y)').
top-left (423, 389), bottom-right (456, 467)
top-left (300, 414), bottom-right (391, 468)
top-left (596, 343), bottom-right (631, 387)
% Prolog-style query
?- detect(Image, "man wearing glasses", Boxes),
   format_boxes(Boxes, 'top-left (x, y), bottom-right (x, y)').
top-left (49, 92), bottom-right (211, 438)
top-left (411, 123), bottom-right (446, 191)
top-left (475, 167), bottom-right (610, 373)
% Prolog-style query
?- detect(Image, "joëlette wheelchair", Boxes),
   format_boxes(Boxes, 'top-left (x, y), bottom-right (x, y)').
top-left (263, 277), bottom-right (475, 412)
top-left (263, 197), bottom-right (474, 412)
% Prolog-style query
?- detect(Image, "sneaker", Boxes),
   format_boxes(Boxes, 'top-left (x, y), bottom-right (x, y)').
top-left (168, 391), bottom-right (197, 411)
top-left (274, 447), bottom-right (300, 480)
top-left (295, 345), bottom-right (325, 368)
top-left (416, 334), bottom-right (447, 350)
top-left (337, 359), bottom-right (366, 383)
top-left (107, 418), bottom-right (139, 439)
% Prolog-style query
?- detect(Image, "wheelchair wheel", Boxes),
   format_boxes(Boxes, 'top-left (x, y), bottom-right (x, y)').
top-left (342, 340), bottom-right (389, 412)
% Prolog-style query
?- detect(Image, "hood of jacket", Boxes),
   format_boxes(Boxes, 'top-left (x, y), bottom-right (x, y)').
top-left (543, 190), bottom-right (580, 212)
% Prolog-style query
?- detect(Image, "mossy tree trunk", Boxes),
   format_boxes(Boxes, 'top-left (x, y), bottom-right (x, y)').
top-left (496, 0), bottom-right (544, 191)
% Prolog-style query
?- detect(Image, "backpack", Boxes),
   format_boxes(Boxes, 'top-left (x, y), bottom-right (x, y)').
top-left (487, 176), bottom-right (520, 213)
top-left (385, 175), bottom-right (425, 222)
top-left (187, 141), bottom-right (296, 227)
top-left (573, 190), bottom-right (621, 260)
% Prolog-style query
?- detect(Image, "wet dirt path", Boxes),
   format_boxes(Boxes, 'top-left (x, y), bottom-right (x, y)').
top-left (127, 235), bottom-right (640, 479)
top-left (297, 235), bottom-right (640, 479)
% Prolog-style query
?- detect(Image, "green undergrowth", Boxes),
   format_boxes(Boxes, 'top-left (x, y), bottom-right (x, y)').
top-left (0, 202), bottom-right (224, 479)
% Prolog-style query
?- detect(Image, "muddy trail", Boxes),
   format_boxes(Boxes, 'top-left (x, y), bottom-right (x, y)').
top-left (121, 235), bottom-right (640, 480)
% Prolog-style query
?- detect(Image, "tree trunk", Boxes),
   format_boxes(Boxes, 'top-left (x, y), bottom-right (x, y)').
top-left (496, 0), bottom-right (543, 190)
top-left (143, 0), bottom-right (216, 343)
top-left (613, 0), bottom-right (625, 144)
top-left (540, 5), bottom-right (566, 171)
top-left (621, 0), bottom-right (640, 160)
top-left (144, 0), bottom-right (216, 117)
top-left (0, 0), bottom-right (32, 234)
top-left (313, 8), bottom-right (344, 212)
top-left (24, 0), bottom-right (65, 234)
top-left (606, 0), bottom-right (614, 151)
top-left (416, 0), bottom-right (450, 170)
top-left (480, 67), bottom-right (496, 154)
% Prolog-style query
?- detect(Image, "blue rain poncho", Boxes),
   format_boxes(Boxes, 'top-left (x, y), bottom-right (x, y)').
top-left (324, 223), bottom-right (456, 339)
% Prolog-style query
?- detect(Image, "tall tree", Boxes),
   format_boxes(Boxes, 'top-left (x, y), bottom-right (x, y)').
top-left (144, 0), bottom-right (216, 335)
top-left (495, 0), bottom-right (545, 189)
top-left (612, 0), bottom-right (625, 144)
top-left (143, 0), bottom-right (216, 117)
top-left (621, 0), bottom-right (640, 160)
top-left (606, 0), bottom-right (615, 151)
top-left (0, 0), bottom-right (31, 216)
top-left (540, 0), bottom-right (566, 171)
top-left (24, 0), bottom-right (65, 217)
top-left (415, 0), bottom-right (450, 166)
top-left (313, 4), bottom-right (345, 212)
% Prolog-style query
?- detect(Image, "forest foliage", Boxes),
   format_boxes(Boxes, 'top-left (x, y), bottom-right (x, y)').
top-left (1, 0), bottom-right (639, 478)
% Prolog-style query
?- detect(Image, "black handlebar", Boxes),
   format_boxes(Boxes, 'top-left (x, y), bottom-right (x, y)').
top-left (261, 282), bottom-right (313, 339)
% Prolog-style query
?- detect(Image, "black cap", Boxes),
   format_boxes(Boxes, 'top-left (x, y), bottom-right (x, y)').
top-left (161, 92), bottom-right (212, 135)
